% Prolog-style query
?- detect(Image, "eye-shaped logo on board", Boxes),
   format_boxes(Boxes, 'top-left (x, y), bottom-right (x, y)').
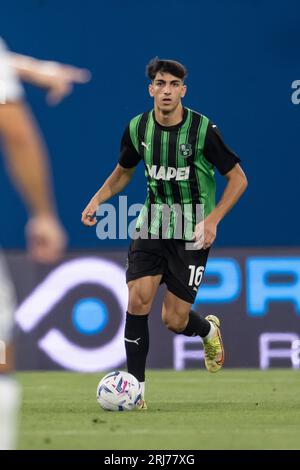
top-left (15, 257), bottom-right (127, 372)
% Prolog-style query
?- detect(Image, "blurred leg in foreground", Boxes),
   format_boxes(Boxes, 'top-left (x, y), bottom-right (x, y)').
top-left (0, 37), bottom-right (90, 449)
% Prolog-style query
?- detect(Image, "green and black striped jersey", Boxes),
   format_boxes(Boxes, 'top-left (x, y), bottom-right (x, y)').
top-left (119, 107), bottom-right (240, 240)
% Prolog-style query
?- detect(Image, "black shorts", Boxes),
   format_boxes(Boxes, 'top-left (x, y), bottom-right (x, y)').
top-left (126, 238), bottom-right (210, 304)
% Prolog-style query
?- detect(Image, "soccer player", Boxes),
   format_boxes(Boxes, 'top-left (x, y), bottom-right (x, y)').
top-left (0, 37), bottom-right (90, 449)
top-left (81, 58), bottom-right (247, 409)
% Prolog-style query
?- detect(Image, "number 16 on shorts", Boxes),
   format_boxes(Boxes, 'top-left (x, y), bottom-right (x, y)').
top-left (188, 265), bottom-right (205, 288)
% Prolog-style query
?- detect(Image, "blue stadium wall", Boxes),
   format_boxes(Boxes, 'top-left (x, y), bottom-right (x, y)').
top-left (1, 0), bottom-right (300, 249)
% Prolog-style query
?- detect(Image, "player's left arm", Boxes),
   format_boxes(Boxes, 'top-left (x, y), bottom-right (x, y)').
top-left (8, 53), bottom-right (91, 105)
top-left (197, 164), bottom-right (247, 249)
top-left (194, 123), bottom-right (248, 249)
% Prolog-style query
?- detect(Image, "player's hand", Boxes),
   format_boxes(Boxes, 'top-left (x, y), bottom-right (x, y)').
top-left (192, 217), bottom-right (217, 250)
top-left (38, 62), bottom-right (91, 105)
top-left (26, 214), bottom-right (67, 263)
top-left (81, 197), bottom-right (99, 226)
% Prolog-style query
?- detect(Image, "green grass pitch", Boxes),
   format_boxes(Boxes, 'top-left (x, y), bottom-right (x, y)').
top-left (17, 370), bottom-right (300, 450)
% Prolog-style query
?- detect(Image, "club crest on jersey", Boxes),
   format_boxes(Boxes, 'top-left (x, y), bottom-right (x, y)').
top-left (179, 143), bottom-right (192, 158)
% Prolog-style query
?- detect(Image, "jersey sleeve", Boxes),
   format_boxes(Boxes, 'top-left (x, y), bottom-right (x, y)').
top-left (118, 126), bottom-right (142, 169)
top-left (0, 37), bottom-right (24, 103)
top-left (203, 122), bottom-right (241, 175)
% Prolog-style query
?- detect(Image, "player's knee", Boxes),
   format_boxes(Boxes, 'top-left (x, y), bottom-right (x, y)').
top-left (128, 286), bottom-right (153, 313)
top-left (162, 312), bottom-right (186, 333)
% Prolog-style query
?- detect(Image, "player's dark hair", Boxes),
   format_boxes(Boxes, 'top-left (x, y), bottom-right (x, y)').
top-left (146, 57), bottom-right (188, 81)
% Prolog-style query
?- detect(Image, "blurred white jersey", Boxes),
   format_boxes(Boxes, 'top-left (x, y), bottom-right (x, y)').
top-left (0, 37), bottom-right (24, 104)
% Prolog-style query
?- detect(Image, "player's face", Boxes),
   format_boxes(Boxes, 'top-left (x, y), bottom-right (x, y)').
top-left (149, 72), bottom-right (186, 112)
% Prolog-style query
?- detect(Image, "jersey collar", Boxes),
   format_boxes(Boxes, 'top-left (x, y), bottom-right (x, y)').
top-left (152, 107), bottom-right (189, 131)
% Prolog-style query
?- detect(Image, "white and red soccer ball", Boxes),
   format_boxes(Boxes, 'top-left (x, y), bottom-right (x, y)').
top-left (96, 371), bottom-right (142, 411)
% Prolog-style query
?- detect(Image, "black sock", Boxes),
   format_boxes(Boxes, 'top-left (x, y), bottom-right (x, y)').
top-left (179, 310), bottom-right (211, 337)
top-left (124, 312), bottom-right (149, 382)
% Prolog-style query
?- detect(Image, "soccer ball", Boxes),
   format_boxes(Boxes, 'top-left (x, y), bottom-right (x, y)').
top-left (96, 371), bottom-right (142, 411)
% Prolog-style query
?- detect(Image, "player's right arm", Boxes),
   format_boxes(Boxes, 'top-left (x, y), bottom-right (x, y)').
top-left (81, 164), bottom-right (136, 226)
top-left (81, 125), bottom-right (141, 226)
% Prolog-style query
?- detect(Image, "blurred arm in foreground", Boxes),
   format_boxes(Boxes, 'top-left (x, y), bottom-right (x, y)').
top-left (8, 52), bottom-right (91, 105)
